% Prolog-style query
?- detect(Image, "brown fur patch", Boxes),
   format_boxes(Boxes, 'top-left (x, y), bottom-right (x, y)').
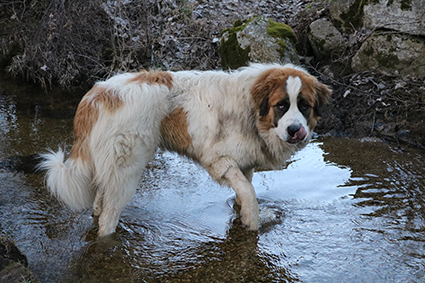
top-left (160, 107), bottom-right (192, 155)
top-left (69, 85), bottom-right (123, 162)
top-left (92, 87), bottom-right (123, 113)
top-left (128, 70), bottom-right (173, 89)
top-left (251, 68), bottom-right (280, 117)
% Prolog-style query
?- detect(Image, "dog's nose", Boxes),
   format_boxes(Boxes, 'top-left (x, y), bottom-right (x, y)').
top-left (287, 124), bottom-right (307, 144)
top-left (287, 124), bottom-right (302, 138)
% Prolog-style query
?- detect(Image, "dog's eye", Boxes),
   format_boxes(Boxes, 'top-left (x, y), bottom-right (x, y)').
top-left (299, 102), bottom-right (311, 112)
top-left (275, 102), bottom-right (289, 113)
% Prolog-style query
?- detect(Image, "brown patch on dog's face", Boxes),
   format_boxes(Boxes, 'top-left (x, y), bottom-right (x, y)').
top-left (301, 77), bottom-right (332, 130)
top-left (160, 107), bottom-right (192, 155)
top-left (70, 85), bottom-right (123, 161)
top-left (128, 70), bottom-right (173, 89)
top-left (251, 68), bottom-right (281, 118)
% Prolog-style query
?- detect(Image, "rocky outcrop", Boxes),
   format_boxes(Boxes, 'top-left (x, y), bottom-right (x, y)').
top-left (329, 0), bottom-right (364, 29)
top-left (352, 32), bottom-right (425, 78)
top-left (306, 0), bottom-right (425, 78)
top-left (363, 0), bottom-right (425, 36)
top-left (308, 18), bottom-right (347, 59)
top-left (301, 0), bottom-right (425, 147)
top-left (219, 16), bottom-right (299, 69)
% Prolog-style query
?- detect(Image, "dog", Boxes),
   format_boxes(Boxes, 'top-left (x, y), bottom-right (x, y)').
top-left (39, 63), bottom-right (331, 237)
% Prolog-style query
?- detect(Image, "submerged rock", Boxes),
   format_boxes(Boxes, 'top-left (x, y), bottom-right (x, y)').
top-left (219, 16), bottom-right (299, 69)
top-left (0, 236), bottom-right (40, 283)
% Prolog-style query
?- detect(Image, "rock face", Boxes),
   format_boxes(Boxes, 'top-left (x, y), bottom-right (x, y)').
top-left (308, 18), bottom-right (347, 59)
top-left (329, 0), bottom-right (364, 29)
top-left (363, 0), bottom-right (425, 36)
top-left (219, 16), bottom-right (299, 69)
top-left (305, 0), bottom-right (425, 78)
top-left (352, 32), bottom-right (425, 78)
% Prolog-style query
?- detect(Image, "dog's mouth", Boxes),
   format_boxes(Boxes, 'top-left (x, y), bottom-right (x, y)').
top-left (287, 126), bottom-right (307, 144)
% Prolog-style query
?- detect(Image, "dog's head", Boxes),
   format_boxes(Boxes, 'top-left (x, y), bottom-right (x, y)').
top-left (251, 65), bottom-right (331, 145)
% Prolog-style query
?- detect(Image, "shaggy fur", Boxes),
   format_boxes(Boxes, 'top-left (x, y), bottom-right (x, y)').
top-left (39, 63), bottom-right (331, 236)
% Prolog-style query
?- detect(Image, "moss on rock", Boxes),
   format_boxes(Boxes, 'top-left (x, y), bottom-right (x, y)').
top-left (352, 32), bottom-right (425, 78)
top-left (266, 19), bottom-right (297, 45)
top-left (219, 18), bottom-right (252, 69)
top-left (219, 16), bottom-right (299, 69)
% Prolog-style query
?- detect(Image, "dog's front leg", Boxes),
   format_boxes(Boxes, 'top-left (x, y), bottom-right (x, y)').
top-left (235, 168), bottom-right (254, 205)
top-left (224, 167), bottom-right (259, 230)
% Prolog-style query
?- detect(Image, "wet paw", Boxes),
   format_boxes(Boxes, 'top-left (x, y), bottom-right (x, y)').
top-left (241, 204), bottom-right (260, 230)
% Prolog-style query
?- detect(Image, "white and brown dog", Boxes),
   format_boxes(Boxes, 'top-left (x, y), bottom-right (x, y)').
top-left (40, 63), bottom-right (331, 237)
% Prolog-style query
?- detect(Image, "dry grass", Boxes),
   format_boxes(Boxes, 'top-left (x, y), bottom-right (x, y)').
top-left (0, 0), bottom-right (305, 90)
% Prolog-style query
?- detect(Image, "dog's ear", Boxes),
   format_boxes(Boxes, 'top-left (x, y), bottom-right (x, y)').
top-left (252, 82), bottom-right (272, 116)
top-left (314, 81), bottom-right (332, 117)
top-left (251, 69), bottom-right (280, 116)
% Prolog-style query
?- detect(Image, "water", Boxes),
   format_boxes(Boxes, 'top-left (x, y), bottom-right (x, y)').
top-left (0, 78), bottom-right (424, 282)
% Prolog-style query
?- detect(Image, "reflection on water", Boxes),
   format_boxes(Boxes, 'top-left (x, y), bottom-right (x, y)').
top-left (0, 79), bottom-right (424, 282)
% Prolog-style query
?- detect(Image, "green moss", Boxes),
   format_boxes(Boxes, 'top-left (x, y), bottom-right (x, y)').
top-left (219, 18), bottom-right (252, 69)
top-left (275, 39), bottom-right (287, 56)
top-left (266, 19), bottom-right (297, 45)
top-left (266, 19), bottom-right (297, 58)
top-left (376, 52), bottom-right (400, 68)
top-left (221, 17), bottom-right (253, 35)
top-left (233, 19), bottom-right (244, 28)
top-left (219, 17), bottom-right (298, 69)
top-left (361, 45), bottom-right (400, 69)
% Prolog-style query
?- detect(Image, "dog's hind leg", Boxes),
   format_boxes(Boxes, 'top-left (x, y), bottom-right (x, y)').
top-left (97, 172), bottom-right (142, 236)
top-left (93, 189), bottom-right (103, 217)
top-left (94, 133), bottom-right (157, 237)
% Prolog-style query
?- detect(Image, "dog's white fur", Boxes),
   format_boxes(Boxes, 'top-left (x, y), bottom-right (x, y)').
top-left (39, 63), bottom-right (331, 236)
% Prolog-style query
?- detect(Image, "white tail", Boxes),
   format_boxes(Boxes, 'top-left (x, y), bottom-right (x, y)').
top-left (39, 148), bottom-right (95, 210)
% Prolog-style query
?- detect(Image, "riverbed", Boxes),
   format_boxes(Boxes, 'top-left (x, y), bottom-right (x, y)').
top-left (0, 79), bottom-right (424, 282)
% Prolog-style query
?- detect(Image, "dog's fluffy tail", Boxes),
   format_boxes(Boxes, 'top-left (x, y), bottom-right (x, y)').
top-left (39, 148), bottom-right (95, 210)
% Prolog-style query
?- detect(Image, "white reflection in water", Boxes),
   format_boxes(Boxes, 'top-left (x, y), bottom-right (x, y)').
top-left (253, 141), bottom-right (353, 202)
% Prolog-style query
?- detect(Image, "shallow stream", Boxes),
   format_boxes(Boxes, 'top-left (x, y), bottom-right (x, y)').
top-left (0, 78), bottom-right (424, 282)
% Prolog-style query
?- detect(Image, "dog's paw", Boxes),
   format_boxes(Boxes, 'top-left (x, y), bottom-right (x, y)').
top-left (241, 203), bottom-right (260, 230)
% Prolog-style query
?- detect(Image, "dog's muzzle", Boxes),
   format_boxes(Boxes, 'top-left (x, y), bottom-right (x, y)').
top-left (287, 124), bottom-right (307, 144)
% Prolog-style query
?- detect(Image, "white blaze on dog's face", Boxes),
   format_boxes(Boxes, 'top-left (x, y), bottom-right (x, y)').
top-left (274, 75), bottom-right (309, 143)
top-left (251, 67), bottom-right (331, 145)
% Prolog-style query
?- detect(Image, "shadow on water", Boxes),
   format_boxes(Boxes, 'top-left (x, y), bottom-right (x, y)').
top-left (0, 75), bottom-right (424, 282)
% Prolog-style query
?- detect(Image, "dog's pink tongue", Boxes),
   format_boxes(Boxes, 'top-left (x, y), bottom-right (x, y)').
top-left (291, 126), bottom-right (307, 142)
